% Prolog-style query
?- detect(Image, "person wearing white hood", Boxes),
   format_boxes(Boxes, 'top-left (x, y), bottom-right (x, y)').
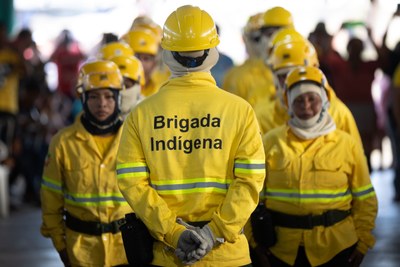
top-left (116, 5), bottom-right (265, 267)
top-left (251, 66), bottom-right (378, 267)
top-left (110, 55), bottom-right (145, 118)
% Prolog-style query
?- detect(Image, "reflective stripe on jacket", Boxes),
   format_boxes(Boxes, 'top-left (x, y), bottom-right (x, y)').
top-left (260, 125), bottom-right (377, 266)
top-left (40, 119), bottom-right (132, 267)
top-left (117, 72), bottom-right (266, 266)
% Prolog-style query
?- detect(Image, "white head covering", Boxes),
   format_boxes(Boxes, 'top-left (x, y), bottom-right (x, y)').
top-left (162, 47), bottom-right (219, 78)
top-left (120, 83), bottom-right (142, 118)
top-left (287, 82), bottom-right (336, 139)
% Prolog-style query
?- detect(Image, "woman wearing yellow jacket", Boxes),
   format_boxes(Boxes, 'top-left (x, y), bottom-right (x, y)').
top-left (255, 29), bottom-right (363, 151)
top-left (116, 5), bottom-right (265, 267)
top-left (252, 66), bottom-right (377, 267)
top-left (40, 61), bottom-right (132, 266)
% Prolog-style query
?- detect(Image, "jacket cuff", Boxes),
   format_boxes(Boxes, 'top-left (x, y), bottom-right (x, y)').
top-left (356, 240), bottom-right (369, 255)
top-left (164, 223), bottom-right (187, 249)
top-left (207, 221), bottom-right (225, 242)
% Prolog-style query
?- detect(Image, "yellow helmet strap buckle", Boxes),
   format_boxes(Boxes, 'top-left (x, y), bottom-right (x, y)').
top-left (172, 50), bottom-right (209, 68)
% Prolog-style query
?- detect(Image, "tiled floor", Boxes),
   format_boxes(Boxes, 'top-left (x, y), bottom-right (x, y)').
top-left (0, 170), bottom-right (399, 267)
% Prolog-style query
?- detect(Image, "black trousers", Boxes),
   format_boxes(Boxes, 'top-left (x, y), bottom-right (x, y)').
top-left (267, 244), bottom-right (357, 267)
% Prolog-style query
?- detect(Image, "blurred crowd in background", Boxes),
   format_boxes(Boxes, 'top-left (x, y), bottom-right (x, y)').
top-left (1, 0), bottom-right (400, 211)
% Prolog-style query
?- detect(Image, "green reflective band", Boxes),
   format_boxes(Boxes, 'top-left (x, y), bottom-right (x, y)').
top-left (116, 162), bottom-right (149, 179)
top-left (41, 176), bottom-right (63, 194)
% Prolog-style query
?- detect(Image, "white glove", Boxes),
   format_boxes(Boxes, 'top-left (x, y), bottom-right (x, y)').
top-left (194, 224), bottom-right (216, 253)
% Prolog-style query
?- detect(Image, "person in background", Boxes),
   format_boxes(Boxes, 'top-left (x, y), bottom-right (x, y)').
top-left (0, 21), bottom-right (25, 203)
top-left (40, 60), bottom-right (132, 267)
top-left (256, 28), bottom-right (362, 149)
top-left (98, 41), bottom-right (145, 117)
top-left (110, 55), bottom-right (145, 118)
top-left (251, 66), bottom-right (378, 267)
top-left (326, 23), bottom-right (386, 171)
top-left (116, 5), bottom-right (265, 266)
top-left (223, 7), bottom-right (293, 108)
top-left (210, 24), bottom-right (234, 87)
top-left (123, 26), bottom-right (167, 97)
top-left (49, 29), bottom-right (86, 100)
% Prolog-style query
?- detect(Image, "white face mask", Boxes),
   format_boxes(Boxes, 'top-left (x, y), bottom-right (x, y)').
top-left (120, 84), bottom-right (141, 116)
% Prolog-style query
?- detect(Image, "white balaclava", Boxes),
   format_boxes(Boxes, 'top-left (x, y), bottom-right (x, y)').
top-left (120, 83), bottom-right (142, 118)
top-left (162, 47), bottom-right (219, 78)
top-left (287, 82), bottom-right (336, 139)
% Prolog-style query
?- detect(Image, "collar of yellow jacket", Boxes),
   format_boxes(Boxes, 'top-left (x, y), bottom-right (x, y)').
top-left (160, 72), bottom-right (217, 90)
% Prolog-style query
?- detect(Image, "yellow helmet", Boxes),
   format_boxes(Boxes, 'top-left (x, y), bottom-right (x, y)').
top-left (124, 28), bottom-right (159, 55)
top-left (161, 5), bottom-right (220, 52)
top-left (243, 12), bottom-right (264, 35)
top-left (76, 60), bottom-right (100, 94)
top-left (110, 55), bottom-right (145, 86)
top-left (99, 42), bottom-right (133, 60)
top-left (130, 15), bottom-right (162, 42)
top-left (80, 60), bottom-right (124, 92)
top-left (270, 40), bottom-right (319, 71)
top-left (283, 66), bottom-right (331, 106)
top-left (263, 6), bottom-right (294, 28)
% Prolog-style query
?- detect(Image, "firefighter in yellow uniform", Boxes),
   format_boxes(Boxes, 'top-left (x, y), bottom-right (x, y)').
top-left (123, 27), bottom-right (169, 97)
top-left (116, 5), bottom-right (265, 267)
top-left (109, 55), bottom-right (145, 118)
top-left (40, 60), bottom-right (132, 267)
top-left (256, 29), bottom-right (363, 150)
top-left (0, 22), bottom-right (24, 157)
top-left (98, 41), bottom-right (145, 116)
top-left (252, 66), bottom-right (377, 266)
top-left (222, 7), bottom-right (292, 108)
top-left (98, 41), bottom-right (133, 60)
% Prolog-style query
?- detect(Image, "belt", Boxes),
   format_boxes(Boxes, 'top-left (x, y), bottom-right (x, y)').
top-left (269, 209), bottom-right (351, 229)
top-left (65, 211), bottom-right (125, 236)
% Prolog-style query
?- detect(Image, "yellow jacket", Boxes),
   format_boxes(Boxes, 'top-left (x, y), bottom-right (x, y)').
top-left (142, 66), bottom-right (170, 97)
top-left (222, 58), bottom-right (275, 107)
top-left (259, 125), bottom-right (377, 266)
top-left (40, 119), bottom-right (132, 267)
top-left (0, 48), bottom-right (23, 114)
top-left (256, 86), bottom-right (363, 148)
top-left (117, 72), bottom-right (266, 266)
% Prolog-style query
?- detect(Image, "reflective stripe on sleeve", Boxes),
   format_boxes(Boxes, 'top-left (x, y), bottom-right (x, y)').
top-left (41, 176), bottom-right (63, 194)
top-left (351, 184), bottom-right (376, 200)
top-left (116, 162), bottom-right (149, 179)
top-left (234, 159), bottom-right (265, 175)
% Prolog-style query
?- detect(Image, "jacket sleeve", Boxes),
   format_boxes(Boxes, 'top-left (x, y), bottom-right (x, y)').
top-left (116, 114), bottom-right (186, 249)
top-left (349, 139), bottom-right (378, 254)
top-left (40, 135), bottom-right (66, 252)
top-left (208, 107), bottom-right (266, 242)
